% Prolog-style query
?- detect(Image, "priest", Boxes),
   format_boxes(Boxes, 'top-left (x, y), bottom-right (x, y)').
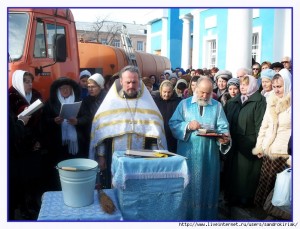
top-left (89, 65), bottom-right (167, 188)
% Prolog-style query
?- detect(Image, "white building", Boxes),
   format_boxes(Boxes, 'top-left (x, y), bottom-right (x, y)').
top-left (145, 8), bottom-right (292, 73)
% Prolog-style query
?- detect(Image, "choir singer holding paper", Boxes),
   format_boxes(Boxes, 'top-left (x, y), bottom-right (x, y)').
top-left (41, 77), bottom-right (82, 191)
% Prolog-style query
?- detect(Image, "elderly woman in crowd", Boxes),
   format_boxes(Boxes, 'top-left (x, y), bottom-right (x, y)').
top-left (252, 68), bottom-right (292, 208)
top-left (224, 75), bottom-right (266, 207)
top-left (41, 77), bottom-right (81, 190)
top-left (154, 80), bottom-right (181, 153)
top-left (168, 73), bottom-right (178, 87)
top-left (213, 70), bottom-right (232, 106)
top-left (260, 69), bottom-right (276, 99)
top-left (72, 73), bottom-right (107, 158)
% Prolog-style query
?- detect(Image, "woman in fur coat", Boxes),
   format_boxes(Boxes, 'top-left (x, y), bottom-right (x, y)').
top-left (252, 68), bottom-right (292, 207)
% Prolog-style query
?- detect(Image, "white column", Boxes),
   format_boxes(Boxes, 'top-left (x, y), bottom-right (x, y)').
top-left (191, 10), bottom-right (201, 69)
top-left (283, 9), bottom-right (292, 59)
top-left (181, 15), bottom-right (192, 70)
top-left (161, 17), bottom-right (168, 57)
top-left (273, 9), bottom-right (291, 61)
top-left (226, 9), bottom-right (253, 73)
top-left (146, 23), bottom-right (152, 53)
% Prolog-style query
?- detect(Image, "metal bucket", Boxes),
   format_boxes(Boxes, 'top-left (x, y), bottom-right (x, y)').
top-left (57, 158), bottom-right (98, 207)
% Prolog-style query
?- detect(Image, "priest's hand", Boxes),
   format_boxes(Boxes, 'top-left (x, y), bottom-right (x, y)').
top-left (218, 133), bottom-right (230, 145)
top-left (188, 120), bottom-right (201, 131)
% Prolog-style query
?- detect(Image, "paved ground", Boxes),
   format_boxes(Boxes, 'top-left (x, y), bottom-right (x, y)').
top-left (218, 197), bottom-right (268, 221)
top-left (217, 191), bottom-right (290, 221)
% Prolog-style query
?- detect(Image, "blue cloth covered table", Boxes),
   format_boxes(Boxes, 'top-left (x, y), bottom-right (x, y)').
top-left (37, 189), bottom-right (123, 221)
top-left (112, 151), bottom-right (189, 221)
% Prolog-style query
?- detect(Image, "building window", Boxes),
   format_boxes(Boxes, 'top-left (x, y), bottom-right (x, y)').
top-left (207, 39), bottom-right (216, 68)
top-left (113, 39), bottom-right (120, 47)
top-left (101, 38), bottom-right (108, 45)
top-left (137, 41), bottom-right (144, 51)
top-left (252, 33), bottom-right (259, 62)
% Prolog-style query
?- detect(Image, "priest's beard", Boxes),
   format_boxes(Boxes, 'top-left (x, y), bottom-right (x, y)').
top-left (197, 98), bottom-right (210, 106)
top-left (124, 91), bottom-right (138, 98)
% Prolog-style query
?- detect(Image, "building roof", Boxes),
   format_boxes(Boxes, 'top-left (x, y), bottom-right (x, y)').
top-left (75, 21), bottom-right (147, 36)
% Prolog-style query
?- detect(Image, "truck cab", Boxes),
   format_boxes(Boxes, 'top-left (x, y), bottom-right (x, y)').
top-left (8, 8), bottom-right (80, 100)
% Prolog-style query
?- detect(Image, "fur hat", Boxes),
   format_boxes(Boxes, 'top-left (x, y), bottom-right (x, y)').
top-left (215, 70), bottom-right (232, 81)
top-left (89, 73), bottom-right (104, 89)
top-left (79, 70), bottom-right (91, 79)
top-left (260, 69), bottom-right (276, 81)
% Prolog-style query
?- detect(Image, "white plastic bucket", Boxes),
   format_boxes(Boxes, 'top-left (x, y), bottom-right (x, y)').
top-left (57, 158), bottom-right (98, 207)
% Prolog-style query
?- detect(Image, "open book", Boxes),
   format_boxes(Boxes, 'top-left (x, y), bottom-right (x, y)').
top-left (17, 99), bottom-right (43, 118)
top-left (125, 149), bottom-right (183, 158)
top-left (59, 101), bottom-right (82, 119)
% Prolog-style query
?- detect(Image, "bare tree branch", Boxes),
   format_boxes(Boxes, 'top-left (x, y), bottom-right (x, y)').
top-left (89, 16), bottom-right (123, 44)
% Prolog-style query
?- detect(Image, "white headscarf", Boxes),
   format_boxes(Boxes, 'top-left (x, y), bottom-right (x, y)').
top-left (278, 68), bottom-right (292, 96)
top-left (57, 89), bottom-right (78, 155)
top-left (12, 70), bottom-right (29, 102)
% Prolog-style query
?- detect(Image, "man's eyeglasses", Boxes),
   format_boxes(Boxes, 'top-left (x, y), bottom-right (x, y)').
top-left (281, 61), bottom-right (289, 64)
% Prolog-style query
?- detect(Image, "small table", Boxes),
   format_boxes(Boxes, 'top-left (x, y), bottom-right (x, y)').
top-left (112, 151), bottom-right (189, 221)
top-left (37, 189), bottom-right (123, 221)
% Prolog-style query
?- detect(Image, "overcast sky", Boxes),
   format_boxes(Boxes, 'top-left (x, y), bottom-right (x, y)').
top-left (71, 8), bottom-right (155, 24)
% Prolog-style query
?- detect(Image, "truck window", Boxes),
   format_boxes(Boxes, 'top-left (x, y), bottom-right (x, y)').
top-left (46, 24), bottom-right (66, 58)
top-left (8, 13), bottom-right (29, 61)
top-left (34, 22), bottom-right (66, 59)
top-left (34, 22), bottom-right (47, 58)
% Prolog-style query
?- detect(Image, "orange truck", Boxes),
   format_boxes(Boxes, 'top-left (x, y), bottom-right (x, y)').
top-left (8, 8), bottom-right (171, 100)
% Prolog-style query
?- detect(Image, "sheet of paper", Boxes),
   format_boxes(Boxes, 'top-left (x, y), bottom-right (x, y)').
top-left (59, 101), bottom-right (82, 119)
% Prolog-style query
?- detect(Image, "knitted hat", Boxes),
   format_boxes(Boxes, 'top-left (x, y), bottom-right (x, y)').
top-left (260, 69), bottom-right (276, 81)
top-left (215, 70), bottom-right (232, 81)
top-left (164, 70), bottom-right (172, 76)
top-left (227, 77), bottom-right (240, 88)
top-left (79, 70), bottom-right (91, 79)
top-left (88, 73), bottom-right (104, 88)
top-left (168, 73), bottom-right (178, 81)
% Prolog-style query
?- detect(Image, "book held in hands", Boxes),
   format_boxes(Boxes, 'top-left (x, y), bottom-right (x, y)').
top-left (17, 99), bottom-right (43, 118)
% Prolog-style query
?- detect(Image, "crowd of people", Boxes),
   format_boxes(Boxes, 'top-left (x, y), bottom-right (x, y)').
top-left (8, 56), bottom-right (292, 221)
